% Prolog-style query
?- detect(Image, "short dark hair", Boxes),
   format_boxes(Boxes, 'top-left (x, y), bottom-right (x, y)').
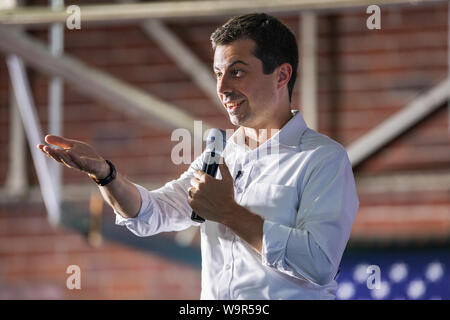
top-left (211, 13), bottom-right (299, 102)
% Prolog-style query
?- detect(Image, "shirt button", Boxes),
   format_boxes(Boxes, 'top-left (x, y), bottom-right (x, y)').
top-left (225, 264), bottom-right (231, 270)
top-left (236, 187), bottom-right (243, 193)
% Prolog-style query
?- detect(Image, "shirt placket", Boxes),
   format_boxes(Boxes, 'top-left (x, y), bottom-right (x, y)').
top-left (218, 167), bottom-right (246, 299)
top-left (215, 152), bottom-right (247, 299)
top-left (218, 228), bottom-right (234, 299)
top-left (222, 152), bottom-right (257, 299)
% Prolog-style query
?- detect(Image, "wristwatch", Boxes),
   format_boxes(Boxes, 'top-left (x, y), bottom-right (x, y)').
top-left (91, 160), bottom-right (117, 186)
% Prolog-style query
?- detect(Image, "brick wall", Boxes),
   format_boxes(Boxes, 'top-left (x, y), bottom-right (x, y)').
top-left (1, 4), bottom-right (448, 182)
top-left (0, 202), bottom-right (201, 299)
top-left (316, 5), bottom-right (448, 167)
top-left (0, 2), bottom-right (448, 299)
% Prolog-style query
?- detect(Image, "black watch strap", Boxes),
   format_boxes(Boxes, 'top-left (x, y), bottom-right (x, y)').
top-left (91, 160), bottom-right (117, 186)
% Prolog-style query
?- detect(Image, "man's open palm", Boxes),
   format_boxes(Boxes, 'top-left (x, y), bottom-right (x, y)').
top-left (37, 135), bottom-right (108, 179)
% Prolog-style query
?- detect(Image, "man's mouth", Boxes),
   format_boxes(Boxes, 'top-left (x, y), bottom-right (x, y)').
top-left (224, 100), bottom-right (245, 113)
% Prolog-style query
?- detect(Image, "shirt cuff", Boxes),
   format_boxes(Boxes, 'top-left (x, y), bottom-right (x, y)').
top-left (261, 220), bottom-right (292, 268)
top-left (114, 183), bottom-right (157, 235)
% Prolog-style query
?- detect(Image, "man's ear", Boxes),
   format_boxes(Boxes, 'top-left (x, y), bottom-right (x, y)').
top-left (277, 63), bottom-right (293, 89)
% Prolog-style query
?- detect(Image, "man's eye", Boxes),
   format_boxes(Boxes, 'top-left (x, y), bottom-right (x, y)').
top-left (215, 72), bottom-right (223, 79)
top-left (232, 69), bottom-right (244, 77)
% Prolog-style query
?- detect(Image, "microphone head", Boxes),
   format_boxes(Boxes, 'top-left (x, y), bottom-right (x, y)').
top-left (205, 128), bottom-right (226, 153)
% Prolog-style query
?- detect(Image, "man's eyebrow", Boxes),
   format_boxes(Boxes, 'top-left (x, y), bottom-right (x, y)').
top-left (214, 60), bottom-right (249, 71)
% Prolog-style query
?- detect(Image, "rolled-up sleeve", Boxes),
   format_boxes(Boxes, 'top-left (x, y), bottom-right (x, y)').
top-left (261, 146), bottom-right (359, 286)
top-left (114, 155), bottom-right (203, 237)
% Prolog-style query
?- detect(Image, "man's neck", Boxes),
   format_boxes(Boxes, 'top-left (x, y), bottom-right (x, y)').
top-left (243, 109), bottom-right (293, 150)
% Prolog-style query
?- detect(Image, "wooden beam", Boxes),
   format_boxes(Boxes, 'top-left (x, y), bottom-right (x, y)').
top-left (347, 78), bottom-right (450, 167)
top-left (115, 0), bottom-right (223, 113)
top-left (0, 0), bottom-right (444, 26)
top-left (0, 25), bottom-right (208, 137)
top-left (141, 20), bottom-right (225, 114)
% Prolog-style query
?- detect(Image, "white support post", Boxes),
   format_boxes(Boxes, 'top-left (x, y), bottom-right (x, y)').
top-left (0, 0), bottom-right (16, 10)
top-left (5, 90), bottom-right (28, 197)
top-left (4, 0), bottom-right (28, 198)
top-left (300, 11), bottom-right (318, 130)
top-left (48, 0), bottom-right (64, 214)
top-left (7, 55), bottom-right (60, 226)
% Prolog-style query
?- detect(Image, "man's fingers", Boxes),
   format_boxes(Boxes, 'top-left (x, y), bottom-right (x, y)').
top-left (218, 158), bottom-right (233, 181)
top-left (45, 134), bottom-right (74, 148)
top-left (190, 177), bottom-right (201, 189)
top-left (65, 149), bottom-right (82, 163)
top-left (38, 144), bottom-right (75, 166)
top-left (193, 170), bottom-right (207, 182)
top-left (37, 144), bottom-right (52, 159)
top-left (188, 187), bottom-right (195, 199)
top-left (42, 145), bottom-right (63, 163)
top-left (59, 150), bottom-right (79, 168)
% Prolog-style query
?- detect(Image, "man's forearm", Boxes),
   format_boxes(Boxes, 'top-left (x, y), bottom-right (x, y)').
top-left (222, 202), bottom-right (264, 254)
top-left (98, 173), bottom-right (142, 219)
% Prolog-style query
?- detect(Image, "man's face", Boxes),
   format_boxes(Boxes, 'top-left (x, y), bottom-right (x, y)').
top-left (213, 38), bottom-right (280, 129)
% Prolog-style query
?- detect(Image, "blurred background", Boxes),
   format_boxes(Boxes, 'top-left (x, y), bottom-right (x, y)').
top-left (0, 0), bottom-right (449, 300)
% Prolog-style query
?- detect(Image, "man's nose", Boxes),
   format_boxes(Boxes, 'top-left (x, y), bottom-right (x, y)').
top-left (217, 74), bottom-right (232, 96)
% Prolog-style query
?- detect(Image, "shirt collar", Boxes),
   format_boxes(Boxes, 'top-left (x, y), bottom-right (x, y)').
top-left (228, 109), bottom-right (308, 149)
top-left (277, 109), bottom-right (308, 147)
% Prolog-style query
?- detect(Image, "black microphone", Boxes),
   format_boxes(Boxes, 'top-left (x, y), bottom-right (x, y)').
top-left (191, 128), bottom-right (227, 223)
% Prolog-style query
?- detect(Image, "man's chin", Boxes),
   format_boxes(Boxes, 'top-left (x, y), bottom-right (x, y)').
top-left (228, 112), bottom-right (250, 127)
top-left (229, 116), bottom-right (245, 127)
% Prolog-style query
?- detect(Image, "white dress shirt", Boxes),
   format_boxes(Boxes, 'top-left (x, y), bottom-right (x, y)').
top-left (115, 110), bottom-right (359, 300)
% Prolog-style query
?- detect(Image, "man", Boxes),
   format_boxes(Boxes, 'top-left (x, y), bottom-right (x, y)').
top-left (38, 13), bottom-right (359, 299)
